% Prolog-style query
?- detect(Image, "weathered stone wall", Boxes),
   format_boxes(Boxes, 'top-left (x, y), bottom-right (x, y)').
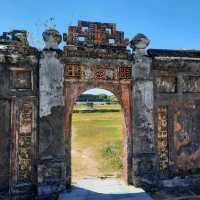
top-left (148, 49), bottom-right (200, 188)
top-left (38, 50), bottom-right (66, 196)
top-left (131, 52), bottom-right (156, 189)
top-left (0, 33), bottom-right (39, 198)
top-left (1, 22), bottom-right (200, 199)
top-left (0, 99), bottom-right (11, 192)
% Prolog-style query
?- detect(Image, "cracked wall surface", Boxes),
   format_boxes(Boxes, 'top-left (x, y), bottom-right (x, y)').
top-left (0, 22), bottom-right (200, 199)
top-left (39, 51), bottom-right (64, 117)
top-left (149, 49), bottom-right (200, 190)
top-left (38, 50), bottom-right (66, 196)
top-left (0, 30), bottom-right (38, 198)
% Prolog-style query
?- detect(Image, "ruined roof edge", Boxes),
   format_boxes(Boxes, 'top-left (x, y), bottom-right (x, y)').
top-left (147, 49), bottom-right (200, 58)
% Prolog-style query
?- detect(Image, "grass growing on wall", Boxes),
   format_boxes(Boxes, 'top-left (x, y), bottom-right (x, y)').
top-left (72, 108), bottom-right (123, 181)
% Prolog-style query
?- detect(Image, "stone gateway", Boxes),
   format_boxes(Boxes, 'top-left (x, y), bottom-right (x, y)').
top-left (0, 21), bottom-right (200, 199)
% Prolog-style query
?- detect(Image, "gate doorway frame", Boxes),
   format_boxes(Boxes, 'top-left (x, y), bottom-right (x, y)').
top-left (64, 80), bottom-right (133, 187)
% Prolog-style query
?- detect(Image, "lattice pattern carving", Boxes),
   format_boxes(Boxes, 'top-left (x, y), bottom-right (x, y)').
top-left (158, 106), bottom-right (169, 170)
top-left (64, 21), bottom-right (128, 51)
top-left (65, 64), bottom-right (81, 79)
top-left (18, 102), bottom-right (33, 182)
top-left (119, 66), bottom-right (132, 79)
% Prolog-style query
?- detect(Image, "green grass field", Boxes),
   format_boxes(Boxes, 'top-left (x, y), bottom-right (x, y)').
top-left (72, 108), bottom-right (123, 181)
top-left (74, 103), bottom-right (121, 110)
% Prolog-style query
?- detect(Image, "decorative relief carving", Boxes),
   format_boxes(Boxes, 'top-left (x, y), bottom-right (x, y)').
top-left (18, 102), bottom-right (33, 183)
top-left (10, 69), bottom-right (32, 90)
top-left (94, 68), bottom-right (106, 80)
top-left (158, 106), bottom-right (169, 170)
top-left (65, 64), bottom-right (131, 81)
top-left (119, 66), bottom-right (132, 79)
top-left (183, 76), bottom-right (200, 93)
top-left (156, 76), bottom-right (176, 93)
top-left (106, 68), bottom-right (115, 80)
top-left (81, 66), bottom-right (95, 80)
top-left (83, 66), bottom-right (94, 80)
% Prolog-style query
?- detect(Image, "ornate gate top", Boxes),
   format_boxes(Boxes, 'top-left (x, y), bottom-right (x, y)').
top-left (63, 21), bottom-right (131, 59)
top-left (0, 30), bottom-right (29, 46)
top-left (64, 20), bottom-right (129, 52)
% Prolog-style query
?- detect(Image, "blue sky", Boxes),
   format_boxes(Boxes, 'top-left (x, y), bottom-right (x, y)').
top-left (1, 0), bottom-right (200, 95)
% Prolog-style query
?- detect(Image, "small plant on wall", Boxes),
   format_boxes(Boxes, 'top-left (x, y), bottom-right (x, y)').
top-left (28, 16), bottom-right (57, 49)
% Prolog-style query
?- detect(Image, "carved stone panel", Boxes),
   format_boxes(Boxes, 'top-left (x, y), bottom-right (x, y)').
top-left (106, 68), bottom-right (115, 80)
top-left (173, 103), bottom-right (200, 173)
top-left (183, 76), bottom-right (200, 93)
top-left (11, 98), bottom-right (37, 190)
top-left (65, 64), bottom-right (131, 81)
top-left (10, 69), bottom-right (32, 90)
top-left (156, 76), bottom-right (177, 93)
top-left (82, 66), bottom-right (94, 80)
top-left (157, 106), bottom-right (169, 170)
top-left (17, 102), bottom-right (33, 183)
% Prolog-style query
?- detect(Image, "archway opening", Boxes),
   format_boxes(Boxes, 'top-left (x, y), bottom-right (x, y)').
top-left (71, 88), bottom-right (126, 183)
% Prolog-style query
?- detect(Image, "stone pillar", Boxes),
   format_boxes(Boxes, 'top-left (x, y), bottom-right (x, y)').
top-left (130, 34), bottom-right (157, 190)
top-left (38, 29), bottom-right (66, 197)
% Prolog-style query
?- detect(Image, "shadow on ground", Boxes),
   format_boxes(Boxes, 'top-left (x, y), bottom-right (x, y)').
top-left (59, 187), bottom-right (151, 200)
top-left (58, 177), bottom-right (153, 200)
